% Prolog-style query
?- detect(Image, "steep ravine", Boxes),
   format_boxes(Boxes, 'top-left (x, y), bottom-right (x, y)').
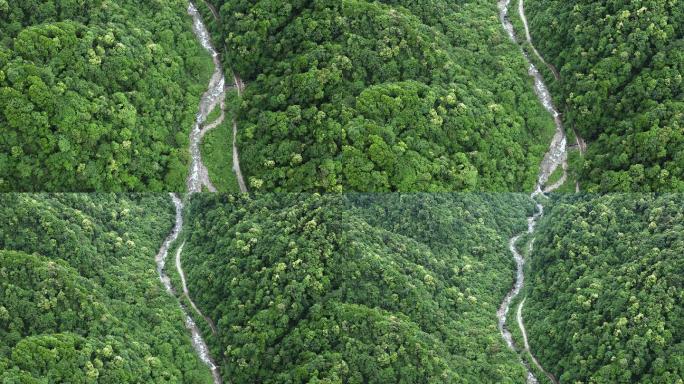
top-left (158, 3), bottom-right (250, 382)
top-left (497, 0), bottom-right (566, 383)
top-left (167, 1), bottom-right (573, 381)
top-left (186, 1), bottom-right (247, 193)
top-left (499, 0), bottom-right (568, 193)
top-left (155, 194), bottom-right (222, 383)
top-left (518, 0), bottom-right (587, 160)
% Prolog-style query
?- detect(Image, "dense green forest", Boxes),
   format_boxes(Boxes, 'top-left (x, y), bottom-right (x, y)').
top-left (2, 0), bottom-right (682, 193)
top-left (525, 0), bottom-right (684, 192)
top-left (199, 0), bottom-right (557, 192)
top-left (524, 194), bottom-right (684, 383)
top-left (178, 193), bottom-right (536, 382)
top-left (0, 1), bottom-right (213, 191)
top-left (2, 193), bottom-right (683, 383)
top-left (0, 194), bottom-right (212, 382)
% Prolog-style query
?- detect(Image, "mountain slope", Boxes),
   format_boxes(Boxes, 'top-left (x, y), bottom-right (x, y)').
top-left (524, 194), bottom-right (684, 382)
top-left (525, 0), bottom-right (684, 191)
top-left (199, 0), bottom-right (557, 192)
top-left (179, 193), bottom-right (535, 382)
top-left (0, 1), bottom-right (213, 191)
top-left (0, 194), bottom-right (212, 383)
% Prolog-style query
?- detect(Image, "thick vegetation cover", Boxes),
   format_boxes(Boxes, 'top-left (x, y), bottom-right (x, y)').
top-left (179, 193), bottom-right (536, 382)
top-left (0, 194), bottom-right (212, 383)
top-left (524, 194), bottom-right (684, 383)
top-left (202, 0), bottom-right (556, 192)
top-left (0, 1), bottom-right (213, 191)
top-left (201, 89), bottom-right (240, 192)
top-left (526, 0), bottom-right (684, 192)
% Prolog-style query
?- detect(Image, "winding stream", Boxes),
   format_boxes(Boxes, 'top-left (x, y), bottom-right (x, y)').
top-left (155, 4), bottom-right (253, 382)
top-left (498, 0), bottom-right (567, 193)
top-left (497, 0), bottom-right (565, 382)
top-left (155, 194), bottom-right (222, 383)
top-left (186, 2), bottom-right (247, 193)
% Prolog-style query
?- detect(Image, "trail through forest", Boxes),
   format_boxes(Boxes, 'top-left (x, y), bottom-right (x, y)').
top-left (497, 0), bottom-right (565, 382)
top-left (518, 298), bottom-right (558, 383)
top-left (187, 2), bottom-right (247, 193)
top-left (159, 4), bottom-right (249, 381)
top-left (176, 242), bottom-right (219, 335)
top-left (499, 0), bottom-right (568, 193)
top-left (155, 194), bottom-right (222, 383)
top-left (518, 0), bottom-right (587, 160)
top-left (518, 0), bottom-right (559, 81)
top-left (232, 74), bottom-right (248, 193)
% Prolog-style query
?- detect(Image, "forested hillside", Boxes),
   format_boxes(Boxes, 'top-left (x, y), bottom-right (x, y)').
top-left (201, 0), bottom-right (557, 192)
top-left (0, 1), bottom-right (213, 191)
top-left (178, 193), bottom-right (536, 382)
top-left (524, 194), bottom-right (684, 383)
top-left (525, 0), bottom-right (684, 192)
top-left (0, 194), bottom-right (212, 382)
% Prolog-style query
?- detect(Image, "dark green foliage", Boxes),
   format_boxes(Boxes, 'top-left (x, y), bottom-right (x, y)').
top-left (207, 0), bottom-right (556, 192)
top-left (179, 193), bottom-right (536, 382)
top-left (526, 0), bottom-right (684, 191)
top-left (525, 194), bottom-right (684, 383)
top-left (0, 194), bottom-right (212, 383)
top-left (0, 1), bottom-right (213, 191)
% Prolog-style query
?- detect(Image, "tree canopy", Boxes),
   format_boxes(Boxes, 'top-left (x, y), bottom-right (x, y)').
top-left (2, 192), bottom-right (683, 383)
top-left (526, 0), bottom-right (684, 192)
top-left (0, 194), bottom-right (212, 383)
top-left (178, 193), bottom-right (536, 382)
top-left (524, 194), bottom-right (684, 383)
top-left (198, 0), bottom-right (558, 192)
top-left (0, 1), bottom-right (213, 191)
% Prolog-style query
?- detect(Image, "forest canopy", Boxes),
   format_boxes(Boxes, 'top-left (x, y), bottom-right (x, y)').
top-left (0, 194), bottom-right (212, 383)
top-left (0, 1), bottom-right (213, 191)
top-left (524, 194), bottom-right (684, 383)
top-left (2, 192), bottom-right (683, 383)
top-left (177, 193), bottom-right (536, 382)
top-left (199, 0), bottom-right (557, 192)
top-left (526, 0), bottom-right (684, 192)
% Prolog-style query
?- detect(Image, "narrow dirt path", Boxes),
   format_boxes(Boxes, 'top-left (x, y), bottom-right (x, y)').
top-left (518, 0), bottom-right (560, 81)
top-left (497, 204), bottom-right (544, 384)
top-left (155, 194), bottom-right (222, 384)
top-left (175, 241), bottom-right (219, 335)
top-left (499, 0), bottom-right (569, 192)
top-left (518, 298), bottom-right (560, 384)
top-left (232, 74), bottom-right (248, 193)
top-left (203, 0), bottom-right (219, 20)
top-left (518, 0), bottom-right (587, 160)
top-left (497, 0), bottom-right (567, 382)
top-left (156, 3), bottom-right (248, 381)
top-left (192, 0), bottom-right (248, 194)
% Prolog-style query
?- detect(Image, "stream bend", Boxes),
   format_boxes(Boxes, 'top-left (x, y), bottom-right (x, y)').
top-left (186, 1), bottom-right (247, 193)
top-left (497, 0), bottom-right (566, 382)
top-left (176, 1), bottom-right (572, 382)
top-left (155, 194), bottom-right (223, 384)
